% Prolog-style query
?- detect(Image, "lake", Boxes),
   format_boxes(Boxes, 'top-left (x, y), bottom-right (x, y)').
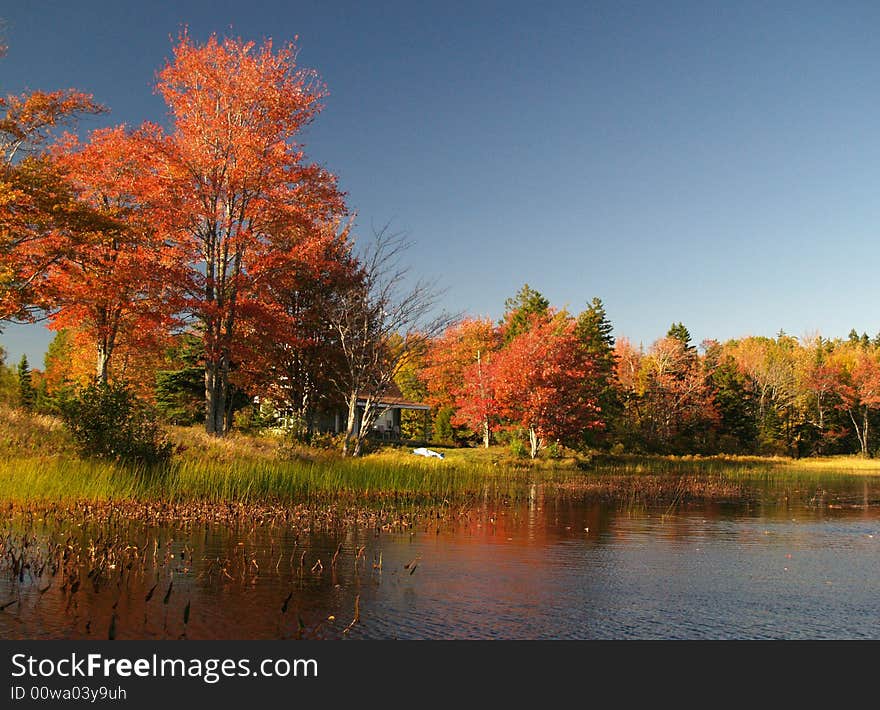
top-left (3, 472), bottom-right (880, 639)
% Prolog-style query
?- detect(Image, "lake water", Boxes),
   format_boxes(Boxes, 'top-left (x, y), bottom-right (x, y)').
top-left (3, 474), bottom-right (880, 639)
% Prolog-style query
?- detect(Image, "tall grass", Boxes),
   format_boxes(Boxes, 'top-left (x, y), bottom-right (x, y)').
top-left (0, 455), bottom-right (541, 505)
top-left (3, 406), bottom-right (879, 508)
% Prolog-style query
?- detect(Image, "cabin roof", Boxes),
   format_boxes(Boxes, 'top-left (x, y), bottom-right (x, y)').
top-left (356, 383), bottom-right (431, 411)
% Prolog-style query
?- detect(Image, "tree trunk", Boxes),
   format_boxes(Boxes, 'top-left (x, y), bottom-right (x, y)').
top-left (848, 408), bottom-right (869, 458)
top-left (528, 426), bottom-right (540, 459)
top-left (477, 349), bottom-right (491, 448)
top-left (205, 360), bottom-right (229, 436)
top-left (96, 344), bottom-right (110, 385)
top-left (354, 399), bottom-right (380, 458)
top-left (342, 393), bottom-right (358, 457)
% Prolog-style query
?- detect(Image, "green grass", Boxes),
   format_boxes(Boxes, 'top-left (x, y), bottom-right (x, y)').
top-left (0, 454), bottom-right (545, 505)
top-left (3, 405), bottom-right (880, 508)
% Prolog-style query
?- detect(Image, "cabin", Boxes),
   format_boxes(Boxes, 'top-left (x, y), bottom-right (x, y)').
top-left (273, 383), bottom-right (431, 440)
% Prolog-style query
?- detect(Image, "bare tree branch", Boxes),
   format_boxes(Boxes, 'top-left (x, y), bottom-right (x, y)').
top-left (327, 224), bottom-right (460, 456)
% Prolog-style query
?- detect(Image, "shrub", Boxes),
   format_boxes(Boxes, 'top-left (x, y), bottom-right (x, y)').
top-left (433, 406), bottom-right (454, 443)
top-left (508, 436), bottom-right (528, 459)
top-left (546, 440), bottom-right (564, 459)
top-left (307, 431), bottom-right (346, 450)
top-left (60, 380), bottom-right (172, 465)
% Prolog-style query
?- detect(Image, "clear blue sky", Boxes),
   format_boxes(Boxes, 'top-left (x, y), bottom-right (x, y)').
top-left (3, 1), bottom-right (880, 368)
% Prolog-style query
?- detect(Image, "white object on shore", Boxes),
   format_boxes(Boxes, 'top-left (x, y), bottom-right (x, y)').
top-left (412, 447), bottom-right (444, 459)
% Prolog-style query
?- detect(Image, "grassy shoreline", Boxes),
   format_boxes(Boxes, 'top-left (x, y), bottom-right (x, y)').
top-left (3, 405), bottom-right (880, 509)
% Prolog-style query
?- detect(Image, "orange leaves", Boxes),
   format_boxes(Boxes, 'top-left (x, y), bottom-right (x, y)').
top-left (831, 346), bottom-right (880, 411)
top-left (421, 317), bottom-right (498, 410)
top-left (38, 125), bottom-right (172, 380)
top-left (152, 30), bottom-right (347, 320)
top-left (146, 32), bottom-right (348, 431)
top-left (468, 314), bottom-right (602, 447)
top-left (158, 32), bottom-right (323, 142)
top-left (0, 89), bottom-right (105, 163)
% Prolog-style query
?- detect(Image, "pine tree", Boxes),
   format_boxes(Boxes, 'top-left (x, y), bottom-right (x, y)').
top-left (575, 297), bottom-right (620, 447)
top-left (17, 354), bottom-right (36, 411)
top-left (154, 333), bottom-right (205, 426)
top-left (501, 284), bottom-right (550, 342)
top-left (667, 322), bottom-right (693, 349)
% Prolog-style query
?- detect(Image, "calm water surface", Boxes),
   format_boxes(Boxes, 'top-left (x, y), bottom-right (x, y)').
top-left (3, 474), bottom-right (880, 639)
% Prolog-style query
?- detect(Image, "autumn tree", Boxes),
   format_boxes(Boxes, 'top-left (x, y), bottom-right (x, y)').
top-left (146, 32), bottom-right (346, 435)
top-left (0, 86), bottom-right (105, 322)
top-left (491, 313), bottom-right (602, 458)
top-left (833, 346), bottom-right (880, 457)
top-left (792, 337), bottom-right (847, 455)
top-left (237, 222), bottom-right (357, 438)
top-left (40, 127), bottom-right (172, 383)
top-left (727, 336), bottom-right (801, 454)
top-left (421, 317), bottom-right (499, 446)
top-left (630, 336), bottom-right (718, 452)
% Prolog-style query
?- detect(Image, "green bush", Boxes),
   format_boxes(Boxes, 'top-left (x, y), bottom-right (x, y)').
top-left (508, 437), bottom-right (528, 459)
top-left (433, 406), bottom-right (454, 443)
top-left (546, 440), bottom-right (564, 459)
top-left (60, 380), bottom-right (172, 465)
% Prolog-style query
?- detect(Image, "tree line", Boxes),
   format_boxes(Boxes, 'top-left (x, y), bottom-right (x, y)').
top-left (411, 284), bottom-right (880, 458)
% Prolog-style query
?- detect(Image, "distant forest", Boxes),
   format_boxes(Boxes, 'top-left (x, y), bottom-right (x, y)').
top-left (6, 281), bottom-right (880, 460)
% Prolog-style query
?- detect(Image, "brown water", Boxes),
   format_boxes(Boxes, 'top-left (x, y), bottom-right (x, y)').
top-left (3, 475), bottom-right (880, 639)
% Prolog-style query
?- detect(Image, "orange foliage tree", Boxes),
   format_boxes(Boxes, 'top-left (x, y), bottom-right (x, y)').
top-left (42, 127), bottom-right (173, 382)
top-left (488, 313), bottom-right (602, 458)
top-left (142, 32), bottom-right (347, 434)
top-left (235, 221), bottom-right (358, 434)
top-left (420, 317), bottom-right (499, 446)
top-left (832, 346), bottom-right (880, 457)
top-left (0, 86), bottom-right (105, 321)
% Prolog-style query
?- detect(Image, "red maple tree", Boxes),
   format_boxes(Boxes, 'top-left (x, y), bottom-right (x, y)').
top-left (489, 313), bottom-right (602, 458)
top-left (42, 126), bottom-right (173, 382)
top-left (141, 32), bottom-right (347, 434)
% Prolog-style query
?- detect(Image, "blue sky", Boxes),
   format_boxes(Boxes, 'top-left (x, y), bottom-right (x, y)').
top-left (3, 1), bottom-right (880, 367)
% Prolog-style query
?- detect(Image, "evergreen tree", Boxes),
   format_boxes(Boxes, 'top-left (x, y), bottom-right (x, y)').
top-left (708, 351), bottom-right (758, 453)
top-left (17, 354), bottom-right (37, 411)
top-left (433, 406), bottom-right (454, 443)
top-left (575, 297), bottom-right (620, 447)
top-left (37, 330), bottom-right (77, 414)
top-left (667, 322), bottom-right (693, 349)
top-left (501, 284), bottom-right (550, 342)
top-left (155, 333), bottom-right (205, 426)
top-left (0, 347), bottom-right (17, 405)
